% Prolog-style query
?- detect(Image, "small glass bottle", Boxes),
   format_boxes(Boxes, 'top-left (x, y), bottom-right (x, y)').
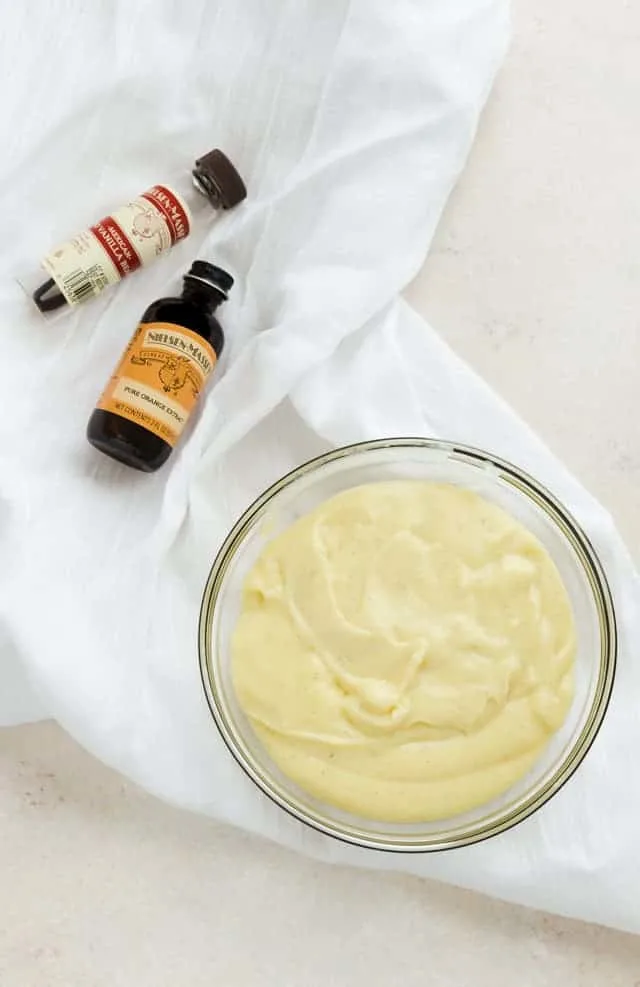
top-left (87, 261), bottom-right (233, 472)
top-left (20, 151), bottom-right (245, 319)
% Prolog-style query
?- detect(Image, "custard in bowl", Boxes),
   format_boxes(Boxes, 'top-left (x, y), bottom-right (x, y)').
top-left (199, 440), bottom-right (616, 851)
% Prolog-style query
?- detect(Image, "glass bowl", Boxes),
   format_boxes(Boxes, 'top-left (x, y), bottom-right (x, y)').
top-left (199, 438), bottom-right (616, 852)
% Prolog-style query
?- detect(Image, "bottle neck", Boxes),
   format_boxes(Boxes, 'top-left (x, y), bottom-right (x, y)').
top-left (172, 175), bottom-right (222, 217)
top-left (181, 281), bottom-right (226, 312)
top-left (181, 181), bottom-right (218, 215)
top-left (192, 171), bottom-right (224, 209)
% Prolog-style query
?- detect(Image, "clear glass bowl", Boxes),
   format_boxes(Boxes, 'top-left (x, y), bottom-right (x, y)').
top-left (199, 439), bottom-right (616, 852)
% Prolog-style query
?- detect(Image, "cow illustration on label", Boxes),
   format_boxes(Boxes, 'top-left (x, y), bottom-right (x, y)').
top-left (130, 202), bottom-right (166, 255)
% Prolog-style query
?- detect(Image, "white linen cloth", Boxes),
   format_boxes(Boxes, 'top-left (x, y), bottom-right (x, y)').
top-left (1, 0), bottom-right (639, 934)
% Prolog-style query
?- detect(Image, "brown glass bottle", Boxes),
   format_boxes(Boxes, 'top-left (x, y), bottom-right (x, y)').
top-left (87, 261), bottom-right (233, 472)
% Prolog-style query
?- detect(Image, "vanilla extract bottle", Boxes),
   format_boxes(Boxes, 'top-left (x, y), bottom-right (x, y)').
top-left (20, 151), bottom-right (245, 319)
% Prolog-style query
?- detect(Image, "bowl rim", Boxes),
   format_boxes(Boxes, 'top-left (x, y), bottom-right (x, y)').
top-left (198, 437), bottom-right (617, 852)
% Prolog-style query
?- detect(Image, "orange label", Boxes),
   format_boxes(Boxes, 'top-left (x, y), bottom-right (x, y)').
top-left (97, 321), bottom-right (217, 446)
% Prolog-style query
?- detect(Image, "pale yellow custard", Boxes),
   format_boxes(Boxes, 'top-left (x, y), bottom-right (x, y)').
top-left (231, 481), bottom-right (576, 823)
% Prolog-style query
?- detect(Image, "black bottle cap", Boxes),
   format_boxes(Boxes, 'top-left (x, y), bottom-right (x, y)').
top-left (192, 149), bottom-right (247, 209)
top-left (184, 261), bottom-right (234, 298)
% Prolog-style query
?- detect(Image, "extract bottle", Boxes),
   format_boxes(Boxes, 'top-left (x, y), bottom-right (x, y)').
top-left (22, 151), bottom-right (245, 318)
top-left (87, 261), bottom-right (233, 472)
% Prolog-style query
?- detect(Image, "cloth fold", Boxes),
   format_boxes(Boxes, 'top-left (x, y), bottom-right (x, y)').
top-left (2, 0), bottom-right (639, 934)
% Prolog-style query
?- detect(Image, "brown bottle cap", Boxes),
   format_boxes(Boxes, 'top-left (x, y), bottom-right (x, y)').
top-left (193, 149), bottom-right (247, 209)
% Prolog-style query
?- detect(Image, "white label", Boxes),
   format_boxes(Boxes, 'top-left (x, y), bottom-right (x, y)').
top-left (40, 185), bottom-right (192, 306)
top-left (113, 376), bottom-right (189, 436)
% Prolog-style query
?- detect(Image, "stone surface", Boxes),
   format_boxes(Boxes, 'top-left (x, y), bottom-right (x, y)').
top-left (2, 724), bottom-right (640, 987)
top-left (3, 0), bottom-right (640, 982)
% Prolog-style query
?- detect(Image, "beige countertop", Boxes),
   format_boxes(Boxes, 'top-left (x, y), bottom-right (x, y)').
top-left (2, 0), bottom-right (640, 982)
